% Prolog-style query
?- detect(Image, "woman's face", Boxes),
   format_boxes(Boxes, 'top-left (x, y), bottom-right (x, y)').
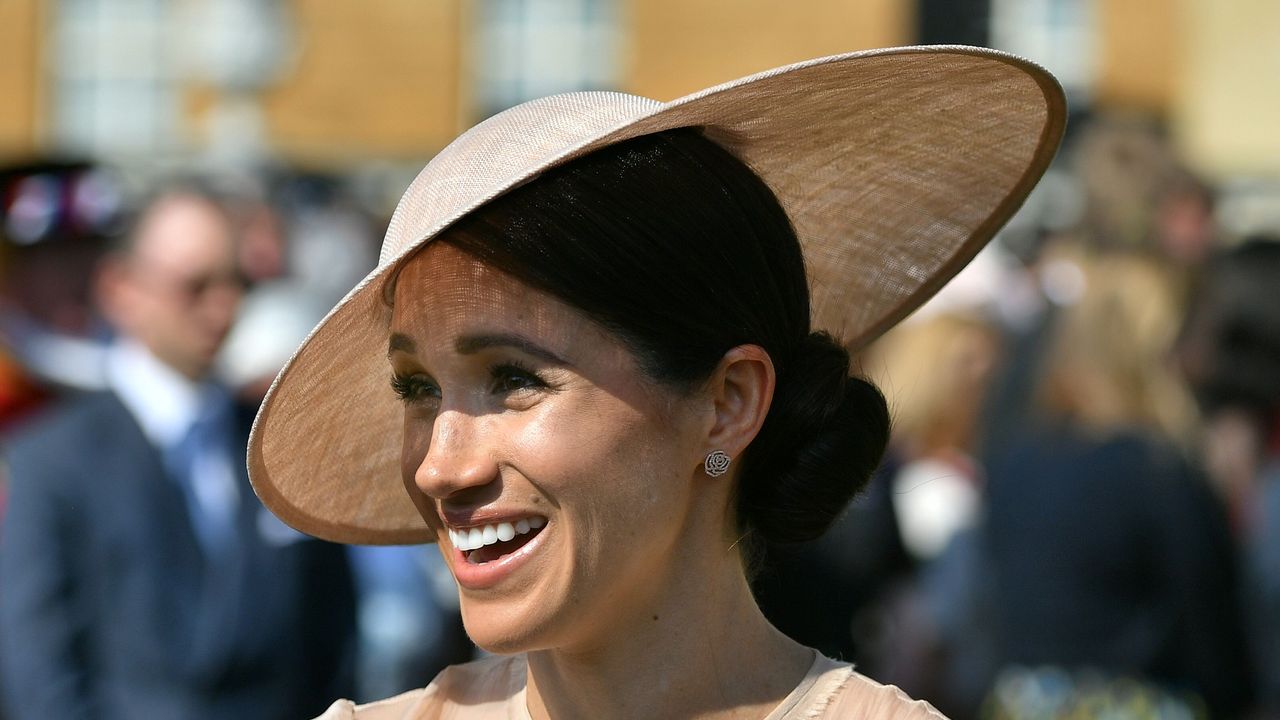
top-left (388, 242), bottom-right (711, 653)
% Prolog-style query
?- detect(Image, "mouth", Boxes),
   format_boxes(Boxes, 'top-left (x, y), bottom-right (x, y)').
top-left (448, 516), bottom-right (546, 565)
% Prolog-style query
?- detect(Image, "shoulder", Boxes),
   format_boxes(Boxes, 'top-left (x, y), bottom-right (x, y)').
top-left (312, 655), bottom-right (527, 720)
top-left (3, 392), bottom-right (132, 483)
top-left (782, 656), bottom-right (947, 720)
top-left (824, 672), bottom-right (948, 719)
top-left (5, 392), bottom-right (124, 443)
top-left (5, 392), bottom-right (128, 453)
top-left (312, 689), bottom-right (429, 720)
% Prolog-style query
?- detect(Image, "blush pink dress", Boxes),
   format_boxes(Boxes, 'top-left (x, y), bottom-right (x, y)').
top-left (315, 651), bottom-right (946, 719)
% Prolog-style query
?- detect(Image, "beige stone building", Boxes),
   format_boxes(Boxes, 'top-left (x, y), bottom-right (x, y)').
top-left (0, 0), bottom-right (1275, 179)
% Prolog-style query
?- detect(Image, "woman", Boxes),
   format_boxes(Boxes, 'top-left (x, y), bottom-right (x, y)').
top-left (249, 47), bottom-right (1065, 718)
top-left (972, 250), bottom-right (1251, 717)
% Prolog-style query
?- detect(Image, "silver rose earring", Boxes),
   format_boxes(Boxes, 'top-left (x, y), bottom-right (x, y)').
top-left (704, 450), bottom-right (731, 477)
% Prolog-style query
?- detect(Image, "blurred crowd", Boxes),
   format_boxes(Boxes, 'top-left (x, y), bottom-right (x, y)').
top-left (755, 114), bottom-right (1280, 720)
top-left (0, 161), bottom-right (473, 718)
top-left (0, 111), bottom-right (1276, 719)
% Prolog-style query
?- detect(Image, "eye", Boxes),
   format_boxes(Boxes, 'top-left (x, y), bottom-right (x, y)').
top-left (489, 362), bottom-right (547, 394)
top-left (390, 373), bottom-right (441, 404)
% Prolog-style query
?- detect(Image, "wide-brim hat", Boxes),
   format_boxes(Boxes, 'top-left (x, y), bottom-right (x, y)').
top-left (249, 45), bottom-right (1066, 545)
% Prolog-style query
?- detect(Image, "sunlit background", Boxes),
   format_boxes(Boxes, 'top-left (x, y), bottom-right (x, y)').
top-left (1, 0), bottom-right (1278, 246)
top-left (0, 0), bottom-right (1275, 178)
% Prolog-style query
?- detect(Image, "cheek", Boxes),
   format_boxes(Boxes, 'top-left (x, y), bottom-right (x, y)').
top-left (399, 414), bottom-right (438, 518)
top-left (510, 397), bottom-right (684, 520)
top-left (399, 416), bottom-right (426, 484)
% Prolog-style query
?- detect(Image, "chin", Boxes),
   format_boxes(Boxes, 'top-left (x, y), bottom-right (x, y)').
top-left (442, 516), bottom-right (577, 655)
top-left (458, 596), bottom-right (560, 656)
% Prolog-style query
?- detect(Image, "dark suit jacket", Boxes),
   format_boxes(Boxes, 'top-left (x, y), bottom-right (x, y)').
top-left (981, 426), bottom-right (1253, 716)
top-left (0, 391), bottom-right (356, 720)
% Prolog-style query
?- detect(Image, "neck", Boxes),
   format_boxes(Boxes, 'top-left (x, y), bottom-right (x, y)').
top-left (524, 536), bottom-right (812, 720)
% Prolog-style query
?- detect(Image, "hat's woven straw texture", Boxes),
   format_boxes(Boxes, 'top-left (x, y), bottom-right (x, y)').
top-left (250, 45), bottom-right (1066, 545)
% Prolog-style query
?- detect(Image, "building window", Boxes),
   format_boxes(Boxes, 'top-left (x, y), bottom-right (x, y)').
top-left (472, 0), bottom-right (621, 120)
top-left (50, 0), bottom-right (179, 156)
top-left (989, 0), bottom-right (1096, 102)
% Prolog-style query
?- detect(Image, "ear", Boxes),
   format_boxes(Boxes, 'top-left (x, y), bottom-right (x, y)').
top-left (703, 344), bottom-right (775, 463)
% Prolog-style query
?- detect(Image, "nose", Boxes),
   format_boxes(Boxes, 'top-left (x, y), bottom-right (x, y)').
top-left (188, 279), bottom-right (243, 348)
top-left (412, 408), bottom-right (499, 500)
top-left (199, 278), bottom-right (243, 327)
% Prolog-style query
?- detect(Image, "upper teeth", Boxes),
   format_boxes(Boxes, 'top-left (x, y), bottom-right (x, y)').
top-left (449, 516), bottom-right (545, 552)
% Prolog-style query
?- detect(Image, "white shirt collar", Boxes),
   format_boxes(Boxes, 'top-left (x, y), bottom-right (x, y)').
top-left (107, 338), bottom-right (207, 448)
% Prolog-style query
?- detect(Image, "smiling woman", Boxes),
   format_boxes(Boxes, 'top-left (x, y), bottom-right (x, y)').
top-left (248, 46), bottom-right (1066, 719)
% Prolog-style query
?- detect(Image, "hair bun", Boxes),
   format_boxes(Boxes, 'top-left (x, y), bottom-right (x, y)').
top-left (737, 332), bottom-right (890, 543)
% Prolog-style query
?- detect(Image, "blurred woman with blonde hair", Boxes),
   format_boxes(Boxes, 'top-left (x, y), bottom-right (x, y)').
top-left (1037, 251), bottom-right (1197, 443)
top-left (974, 248), bottom-right (1251, 717)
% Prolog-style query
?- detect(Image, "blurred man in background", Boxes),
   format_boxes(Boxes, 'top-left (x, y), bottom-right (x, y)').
top-left (0, 161), bottom-right (123, 426)
top-left (0, 186), bottom-right (356, 719)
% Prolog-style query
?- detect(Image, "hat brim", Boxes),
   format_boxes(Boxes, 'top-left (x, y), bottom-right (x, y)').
top-left (249, 45), bottom-right (1066, 545)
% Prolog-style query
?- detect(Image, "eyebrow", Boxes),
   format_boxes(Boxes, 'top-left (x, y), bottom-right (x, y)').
top-left (387, 331), bottom-right (568, 366)
top-left (387, 332), bottom-right (415, 356)
top-left (455, 333), bottom-right (568, 365)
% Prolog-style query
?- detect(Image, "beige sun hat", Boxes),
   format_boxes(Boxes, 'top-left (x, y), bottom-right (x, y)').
top-left (249, 45), bottom-right (1067, 545)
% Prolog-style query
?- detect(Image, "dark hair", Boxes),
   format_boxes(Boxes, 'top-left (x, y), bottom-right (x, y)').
top-left (1181, 236), bottom-right (1280, 432)
top-left (441, 127), bottom-right (889, 544)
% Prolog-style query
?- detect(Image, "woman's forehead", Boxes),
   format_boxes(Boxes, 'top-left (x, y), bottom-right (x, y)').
top-left (396, 243), bottom-right (531, 309)
top-left (386, 241), bottom-right (673, 411)
top-left (389, 243), bottom-right (599, 357)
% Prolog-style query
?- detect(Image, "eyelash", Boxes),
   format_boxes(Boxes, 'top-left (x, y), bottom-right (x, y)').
top-left (488, 361), bottom-right (548, 394)
top-left (389, 374), bottom-right (440, 403)
top-left (389, 362), bottom-right (549, 403)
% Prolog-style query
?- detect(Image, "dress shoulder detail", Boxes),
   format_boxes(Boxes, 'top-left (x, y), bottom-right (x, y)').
top-left (312, 688), bottom-right (429, 720)
top-left (312, 655), bottom-right (527, 720)
top-left (818, 669), bottom-right (947, 719)
top-left (767, 654), bottom-right (947, 719)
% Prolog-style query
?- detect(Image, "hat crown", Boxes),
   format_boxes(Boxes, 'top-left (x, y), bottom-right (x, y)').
top-left (380, 91), bottom-right (663, 267)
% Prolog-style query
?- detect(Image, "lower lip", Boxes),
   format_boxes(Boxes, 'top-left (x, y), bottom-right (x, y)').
top-left (449, 524), bottom-right (548, 591)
